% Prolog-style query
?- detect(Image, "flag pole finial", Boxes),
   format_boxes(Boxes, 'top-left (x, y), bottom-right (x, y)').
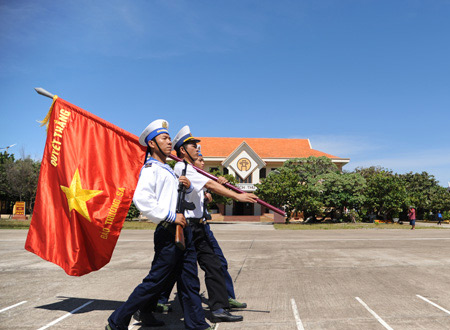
top-left (35, 88), bottom-right (58, 128)
top-left (35, 87), bottom-right (54, 99)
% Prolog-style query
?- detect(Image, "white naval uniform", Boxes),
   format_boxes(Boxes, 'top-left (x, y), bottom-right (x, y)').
top-left (173, 161), bottom-right (230, 311)
top-left (133, 158), bottom-right (192, 224)
top-left (174, 162), bottom-right (209, 218)
top-left (111, 158), bottom-right (210, 330)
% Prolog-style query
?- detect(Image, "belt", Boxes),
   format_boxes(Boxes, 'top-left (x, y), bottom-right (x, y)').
top-left (159, 221), bottom-right (176, 234)
top-left (187, 217), bottom-right (204, 224)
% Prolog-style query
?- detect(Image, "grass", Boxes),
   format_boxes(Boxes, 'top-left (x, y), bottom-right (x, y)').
top-left (0, 219), bottom-right (446, 231)
top-left (0, 219), bottom-right (31, 229)
top-left (122, 221), bottom-right (157, 230)
top-left (274, 222), bottom-right (448, 230)
top-left (0, 219), bottom-right (157, 230)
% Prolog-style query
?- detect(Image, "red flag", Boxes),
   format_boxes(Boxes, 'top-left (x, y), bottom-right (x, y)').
top-left (25, 97), bottom-right (145, 276)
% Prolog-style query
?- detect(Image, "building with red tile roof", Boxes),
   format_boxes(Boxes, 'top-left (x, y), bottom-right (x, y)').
top-left (196, 137), bottom-right (350, 220)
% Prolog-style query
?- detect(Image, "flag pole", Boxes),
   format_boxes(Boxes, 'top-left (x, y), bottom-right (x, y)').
top-left (168, 154), bottom-right (286, 216)
top-left (35, 87), bottom-right (54, 99)
top-left (33, 88), bottom-right (287, 217)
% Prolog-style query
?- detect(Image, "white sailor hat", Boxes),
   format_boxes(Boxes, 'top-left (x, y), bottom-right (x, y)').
top-left (139, 119), bottom-right (169, 147)
top-left (172, 125), bottom-right (201, 151)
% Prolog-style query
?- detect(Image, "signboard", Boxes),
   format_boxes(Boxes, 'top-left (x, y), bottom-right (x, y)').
top-left (236, 183), bottom-right (257, 192)
top-left (12, 201), bottom-right (26, 220)
top-left (14, 201), bottom-right (25, 215)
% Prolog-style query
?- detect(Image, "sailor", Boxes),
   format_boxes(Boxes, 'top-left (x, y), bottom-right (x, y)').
top-left (153, 146), bottom-right (248, 314)
top-left (195, 147), bottom-right (248, 309)
top-left (172, 125), bottom-right (258, 322)
top-left (106, 119), bottom-right (211, 330)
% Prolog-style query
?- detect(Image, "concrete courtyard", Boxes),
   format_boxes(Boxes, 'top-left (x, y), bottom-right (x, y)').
top-left (1, 223), bottom-right (450, 329)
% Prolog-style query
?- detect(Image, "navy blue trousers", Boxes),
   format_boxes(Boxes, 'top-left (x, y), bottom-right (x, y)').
top-left (158, 222), bottom-right (236, 305)
top-left (203, 223), bottom-right (235, 299)
top-left (108, 224), bottom-right (209, 330)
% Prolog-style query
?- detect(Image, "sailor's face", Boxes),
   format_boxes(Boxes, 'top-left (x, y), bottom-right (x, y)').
top-left (185, 142), bottom-right (199, 158)
top-left (155, 133), bottom-right (172, 154)
top-left (194, 156), bottom-right (205, 169)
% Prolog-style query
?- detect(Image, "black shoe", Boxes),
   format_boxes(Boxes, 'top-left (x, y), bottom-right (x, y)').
top-left (133, 310), bottom-right (142, 322)
top-left (211, 309), bottom-right (243, 322)
top-left (133, 310), bottom-right (165, 327)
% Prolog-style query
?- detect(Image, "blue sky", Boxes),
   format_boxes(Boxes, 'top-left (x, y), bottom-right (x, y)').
top-left (1, 0), bottom-right (449, 186)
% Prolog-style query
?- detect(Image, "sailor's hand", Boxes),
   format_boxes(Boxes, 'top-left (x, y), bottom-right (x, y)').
top-left (179, 176), bottom-right (191, 189)
top-left (236, 193), bottom-right (258, 203)
top-left (174, 213), bottom-right (187, 228)
top-left (217, 176), bottom-right (228, 185)
top-left (205, 192), bottom-right (213, 203)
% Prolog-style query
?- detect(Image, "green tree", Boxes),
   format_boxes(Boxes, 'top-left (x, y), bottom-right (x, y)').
top-left (284, 156), bottom-right (339, 178)
top-left (429, 186), bottom-right (450, 214)
top-left (400, 171), bottom-right (440, 219)
top-left (208, 169), bottom-right (237, 209)
top-left (320, 171), bottom-right (367, 221)
top-left (5, 157), bottom-right (40, 214)
top-left (256, 166), bottom-right (309, 221)
top-left (256, 157), bottom-right (338, 222)
top-left (0, 151), bottom-right (15, 201)
top-left (126, 202), bottom-right (141, 219)
top-left (356, 167), bottom-right (407, 220)
top-left (167, 160), bottom-right (176, 169)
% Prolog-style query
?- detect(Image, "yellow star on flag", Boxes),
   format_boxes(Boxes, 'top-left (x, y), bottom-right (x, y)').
top-left (60, 168), bottom-right (103, 222)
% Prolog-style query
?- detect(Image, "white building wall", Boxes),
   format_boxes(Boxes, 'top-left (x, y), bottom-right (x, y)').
top-left (254, 203), bottom-right (262, 216)
top-left (252, 168), bottom-right (260, 184)
top-left (225, 203), bottom-right (233, 215)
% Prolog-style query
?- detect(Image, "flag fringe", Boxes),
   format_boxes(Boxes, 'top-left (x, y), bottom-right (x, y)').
top-left (38, 95), bottom-right (59, 129)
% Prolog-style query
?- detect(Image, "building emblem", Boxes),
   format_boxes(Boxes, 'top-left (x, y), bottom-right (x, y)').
top-left (237, 158), bottom-right (251, 171)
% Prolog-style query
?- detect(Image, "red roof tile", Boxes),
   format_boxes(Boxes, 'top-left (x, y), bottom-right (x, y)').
top-left (196, 137), bottom-right (339, 159)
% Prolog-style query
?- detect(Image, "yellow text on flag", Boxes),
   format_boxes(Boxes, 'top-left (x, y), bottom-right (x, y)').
top-left (101, 188), bottom-right (126, 239)
top-left (50, 109), bottom-right (71, 167)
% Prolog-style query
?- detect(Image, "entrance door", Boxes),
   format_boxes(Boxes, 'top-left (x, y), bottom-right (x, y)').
top-left (233, 201), bottom-right (254, 216)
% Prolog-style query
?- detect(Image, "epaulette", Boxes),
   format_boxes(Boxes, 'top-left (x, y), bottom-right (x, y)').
top-left (144, 163), bottom-right (153, 168)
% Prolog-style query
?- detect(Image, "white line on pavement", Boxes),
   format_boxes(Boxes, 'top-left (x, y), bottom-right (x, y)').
top-left (417, 295), bottom-right (450, 315)
top-left (37, 300), bottom-right (93, 330)
top-left (355, 297), bottom-right (393, 330)
top-left (115, 237), bottom-right (450, 243)
top-left (290, 298), bottom-right (305, 330)
top-left (0, 301), bottom-right (27, 313)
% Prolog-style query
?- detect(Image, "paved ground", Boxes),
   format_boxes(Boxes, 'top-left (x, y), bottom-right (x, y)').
top-left (1, 223), bottom-right (450, 330)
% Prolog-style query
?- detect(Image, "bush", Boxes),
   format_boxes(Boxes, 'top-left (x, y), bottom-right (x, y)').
top-left (126, 202), bottom-right (141, 219)
top-left (443, 211), bottom-right (450, 220)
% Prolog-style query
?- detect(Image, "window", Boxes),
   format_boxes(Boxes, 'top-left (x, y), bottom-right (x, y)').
top-left (236, 174), bottom-right (252, 183)
top-left (223, 167), bottom-right (229, 175)
top-left (260, 168), bottom-right (266, 179)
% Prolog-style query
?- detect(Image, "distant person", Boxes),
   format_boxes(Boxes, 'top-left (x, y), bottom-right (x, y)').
top-left (408, 207), bottom-right (416, 230)
top-left (437, 211), bottom-right (443, 225)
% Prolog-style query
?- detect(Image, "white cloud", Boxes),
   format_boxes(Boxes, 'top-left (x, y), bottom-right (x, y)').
top-left (348, 149), bottom-right (450, 170)
top-left (291, 134), bottom-right (385, 157)
top-left (289, 134), bottom-right (450, 186)
top-left (346, 148), bottom-right (450, 186)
